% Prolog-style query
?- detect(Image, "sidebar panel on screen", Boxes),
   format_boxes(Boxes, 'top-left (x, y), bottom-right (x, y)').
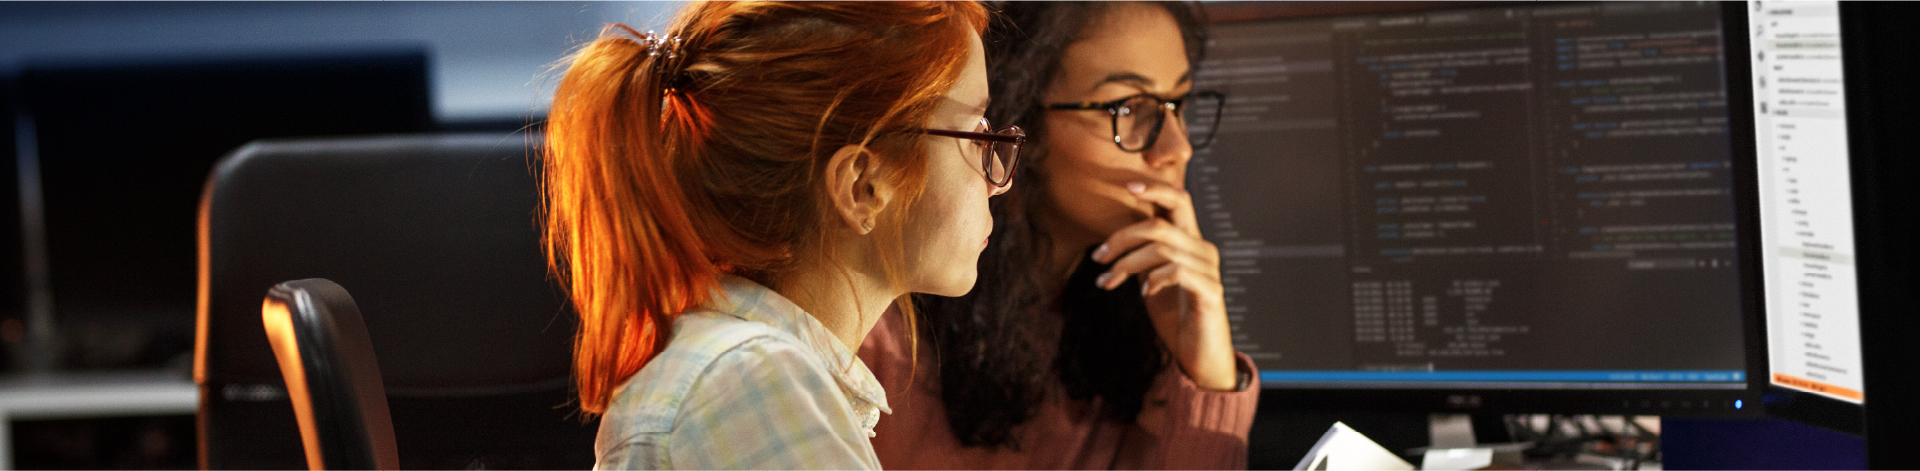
top-left (1750, 0), bottom-right (1865, 405)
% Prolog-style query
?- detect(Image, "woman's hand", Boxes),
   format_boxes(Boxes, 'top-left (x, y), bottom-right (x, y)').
top-left (1090, 181), bottom-right (1240, 391)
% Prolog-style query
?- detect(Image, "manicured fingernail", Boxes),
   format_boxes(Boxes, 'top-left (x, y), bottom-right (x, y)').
top-left (1095, 272), bottom-right (1113, 288)
top-left (1141, 282), bottom-right (1151, 296)
top-left (1126, 182), bottom-right (1146, 194)
top-left (1092, 244), bottom-right (1110, 261)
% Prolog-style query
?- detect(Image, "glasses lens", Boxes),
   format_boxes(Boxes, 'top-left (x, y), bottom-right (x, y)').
top-left (988, 126), bottom-right (1024, 186)
top-left (987, 144), bottom-right (1009, 185)
top-left (1185, 92), bottom-right (1224, 149)
top-left (1116, 95), bottom-right (1163, 151)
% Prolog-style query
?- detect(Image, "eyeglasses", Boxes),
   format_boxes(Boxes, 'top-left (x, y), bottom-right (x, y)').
top-left (1046, 91), bottom-right (1224, 153)
top-left (921, 118), bottom-right (1025, 190)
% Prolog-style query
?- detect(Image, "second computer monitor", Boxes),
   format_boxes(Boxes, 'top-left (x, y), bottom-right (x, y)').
top-left (1196, 1), bottom-right (1765, 415)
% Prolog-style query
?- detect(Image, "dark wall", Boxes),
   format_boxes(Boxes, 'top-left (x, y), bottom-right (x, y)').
top-left (18, 50), bottom-right (431, 370)
top-left (1, 74), bottom-right (21, 369)
top-left (1843, 2), bottom-right (1920, 469)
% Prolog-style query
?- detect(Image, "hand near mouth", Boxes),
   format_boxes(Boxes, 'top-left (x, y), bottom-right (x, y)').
top-left (1087, 180), bottom-right (1239, 392)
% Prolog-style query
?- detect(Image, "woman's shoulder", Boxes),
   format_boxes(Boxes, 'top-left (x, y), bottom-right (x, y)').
top-left (601, 311), bottom-right (827, 433)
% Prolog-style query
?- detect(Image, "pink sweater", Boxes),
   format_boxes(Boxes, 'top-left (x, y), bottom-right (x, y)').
top-left (857, 307), bottom-right (1259, 470)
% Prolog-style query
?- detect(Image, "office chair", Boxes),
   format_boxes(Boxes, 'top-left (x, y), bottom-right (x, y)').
top-left (196, 133), bottom-right (595, 469)
top-left (261, 278), bottom-right (400, 470)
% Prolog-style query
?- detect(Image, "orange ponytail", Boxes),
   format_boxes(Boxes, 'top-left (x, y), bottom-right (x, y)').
top-left (544, 2), bottom-right (987, 415)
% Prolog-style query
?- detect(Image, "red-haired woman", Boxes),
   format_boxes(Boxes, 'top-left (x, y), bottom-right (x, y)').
top-left (542, 2), bottom-right (1006, 469)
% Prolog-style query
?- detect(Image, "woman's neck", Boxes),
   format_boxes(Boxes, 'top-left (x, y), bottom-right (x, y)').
top-left (772, 256), bottom-right (899, 353)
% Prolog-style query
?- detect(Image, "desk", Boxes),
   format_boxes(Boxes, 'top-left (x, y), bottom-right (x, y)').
top-left (0, 370), bottom-right (197, 469)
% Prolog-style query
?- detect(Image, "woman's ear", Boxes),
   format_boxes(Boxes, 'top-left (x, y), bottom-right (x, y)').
top-left (825, 144), bottom-right (895, 235)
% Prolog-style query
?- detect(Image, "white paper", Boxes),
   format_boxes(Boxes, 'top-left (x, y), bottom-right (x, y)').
top-left (1293, 422), bottom-right (1417, 471)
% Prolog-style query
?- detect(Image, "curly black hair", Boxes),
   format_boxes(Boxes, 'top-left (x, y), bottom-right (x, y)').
top-left (911, 1), bottom-right (1210, 450)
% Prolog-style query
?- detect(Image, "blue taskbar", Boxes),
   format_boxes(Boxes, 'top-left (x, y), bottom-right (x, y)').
top-left (1262, 370), bottom-right (1748, 388)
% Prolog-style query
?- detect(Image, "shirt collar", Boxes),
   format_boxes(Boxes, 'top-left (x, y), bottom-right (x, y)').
top-left (704, 275), bottom-right (891, 415)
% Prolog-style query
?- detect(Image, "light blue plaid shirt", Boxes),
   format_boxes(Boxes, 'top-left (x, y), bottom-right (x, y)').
top-left (593, 276), bottom-right (891, 470)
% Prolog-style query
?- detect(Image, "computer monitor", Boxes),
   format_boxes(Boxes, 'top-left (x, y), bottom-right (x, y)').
top-left (1194, 1), bottom-right (1766, 416)
top-left (1656, 4), bottom-right (1920, 467)
top-left (1744, 0), bottom-right (1866, 436)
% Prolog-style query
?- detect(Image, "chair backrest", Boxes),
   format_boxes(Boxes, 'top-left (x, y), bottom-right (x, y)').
top-left (262, 278), bottom-right (400, 470)
top-left (196, 133), bottom-right (595, 469)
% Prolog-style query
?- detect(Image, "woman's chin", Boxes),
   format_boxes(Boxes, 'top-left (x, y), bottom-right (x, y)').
top-left (918, 273), bottom-right (979, 298)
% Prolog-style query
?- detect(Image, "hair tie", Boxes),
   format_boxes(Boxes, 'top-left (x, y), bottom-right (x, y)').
top-left (640, 30), bottom-right (691, 92)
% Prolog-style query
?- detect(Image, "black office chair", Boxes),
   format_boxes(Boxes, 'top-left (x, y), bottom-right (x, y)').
top-left (261, 278), bottom-right (400, 470)
top-left (195, 133), bottom-right (595, 469)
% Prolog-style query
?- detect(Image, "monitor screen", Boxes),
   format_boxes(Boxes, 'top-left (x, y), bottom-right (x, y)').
top-left (1195, 1), bottom-right (1764, 414)
top-left (1747, 0), bottom-right (1866, 433)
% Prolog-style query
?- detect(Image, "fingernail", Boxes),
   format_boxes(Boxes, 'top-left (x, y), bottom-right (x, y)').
top-left (1095, 272), bottom-right (1113, 289)
top-left (1126, 182), bottom-right (1146, 194)
top-left (1140, 281), bottom-right (1151, 296)
top-left (1092, 244), bottom-right (1110, 261)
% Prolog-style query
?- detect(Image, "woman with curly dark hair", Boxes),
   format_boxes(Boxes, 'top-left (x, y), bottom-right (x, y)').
top-left (858, 2), bottom-right (1258, 469)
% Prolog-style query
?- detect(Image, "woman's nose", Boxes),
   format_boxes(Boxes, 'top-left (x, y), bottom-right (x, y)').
top-left (1144, 109), bottom-right (1193, 168)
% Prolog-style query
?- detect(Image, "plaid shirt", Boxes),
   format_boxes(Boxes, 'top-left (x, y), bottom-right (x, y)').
top-left (593, 276), bottom-right (891, 470)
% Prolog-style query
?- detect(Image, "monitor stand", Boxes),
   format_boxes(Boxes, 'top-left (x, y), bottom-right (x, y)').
top-left (1409, 414), bottom-right (1538, 469)
top-left (1428, 413), bottom-right (1477, 448)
